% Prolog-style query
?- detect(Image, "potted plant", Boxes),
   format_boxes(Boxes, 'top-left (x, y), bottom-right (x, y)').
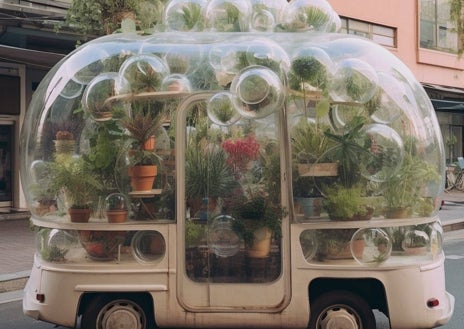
top-left (120, 99), bottom-right (165, 192)
top-left (382, 137), bottom-right (440, 218)
top-left (49, 154), bottom-right (102, 222)
top-left (185, 142), bottom-right (238, 217)
top-left (232, 193), bottom-right (284, 258)
top-left (290, 50), bottom-right (331, 92)
top-left (29, 160), bottom-right (57, 216)
top-left (321, 115), bottom-right (375, 219)
top-left (401, 229), bottom-right (430, 255)
top-left (324, 115), bottom-right (370, 187)
top-left (36, 228), bottom-right (69, 262)
top-left (82, 75), bottom-right (120, 121)
top-left (291, 117), bottom-right (336, 176)
top-left (54, 130), bottom-right (75, 154)
top-left (316, 229), bottom-right (364, 261)
top-left (322, 184), bottom-right (373, 221)
top-left (105, 193), bottom-right (129, 223)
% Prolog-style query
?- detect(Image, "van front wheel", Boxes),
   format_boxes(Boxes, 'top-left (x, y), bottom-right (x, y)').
top-left (81, 295), bottom-right (153, 329)
top-left (308, 290), bottom-right (376, 329)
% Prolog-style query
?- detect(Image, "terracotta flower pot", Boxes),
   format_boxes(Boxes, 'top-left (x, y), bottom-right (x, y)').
top-left (128, 165), bottom-right (157, 192)
top-left (106, 210), bottom-right (128, 223)
top-left (385, 207), bottom-right (409, 219)
top-left (247, 227), bottom-right (272, 258)
top-left (143, 136), bottom-right (156, 151)
top-left (327, 239), bottom-right (365, 260)
top-left (68, 207), bottom-right (91, 223)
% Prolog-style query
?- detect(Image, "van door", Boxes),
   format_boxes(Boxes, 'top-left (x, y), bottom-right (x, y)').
top-left (176, 93), bottom-right (289, 310)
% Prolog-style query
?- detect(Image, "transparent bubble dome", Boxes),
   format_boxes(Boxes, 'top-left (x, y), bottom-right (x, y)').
top-left (20, 0), bottom-right (445, 221)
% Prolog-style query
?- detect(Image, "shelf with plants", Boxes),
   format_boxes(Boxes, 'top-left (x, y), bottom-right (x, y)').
top-left (30, 215), bottom-right (175, 231)
top-left (297, 219), bottom-right (441, 266)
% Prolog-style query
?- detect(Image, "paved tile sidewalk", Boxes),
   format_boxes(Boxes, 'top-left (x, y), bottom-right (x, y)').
top-left (0, 218), bottom-right (34, 277)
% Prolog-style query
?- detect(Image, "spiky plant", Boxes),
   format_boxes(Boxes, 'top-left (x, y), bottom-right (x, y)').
top-left (120, 100), bottom-right (166, 149)
top-left (185, 145), bottom-right (238, 198)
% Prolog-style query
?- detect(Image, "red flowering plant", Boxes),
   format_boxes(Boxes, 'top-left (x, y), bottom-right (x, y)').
top-left (221, 133), bottom-right (260, 177)
top-left (221, 135), bottom-right (284, 246)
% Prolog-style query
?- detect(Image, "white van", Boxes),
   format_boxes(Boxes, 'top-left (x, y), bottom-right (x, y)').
top-left (21, 1), bottom-right (454, 328)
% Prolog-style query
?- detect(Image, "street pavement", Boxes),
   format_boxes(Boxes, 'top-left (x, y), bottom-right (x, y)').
top-left (1, 189), bottom-right (464, 304)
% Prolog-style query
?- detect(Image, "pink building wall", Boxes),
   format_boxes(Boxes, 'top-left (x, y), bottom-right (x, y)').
top-left (329, 0), bottom-right (464, 89)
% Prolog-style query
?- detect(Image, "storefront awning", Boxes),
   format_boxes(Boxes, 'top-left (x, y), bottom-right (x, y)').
top-left (0, 44), bottom-right (65, 69)
top-left (423, 83), bottom-right (464, 113)
top-left (430, 99), bottom-right (464, 112)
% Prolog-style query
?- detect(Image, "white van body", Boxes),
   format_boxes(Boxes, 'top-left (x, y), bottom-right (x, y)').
top-left (20, 1), bottom-right (454, 328)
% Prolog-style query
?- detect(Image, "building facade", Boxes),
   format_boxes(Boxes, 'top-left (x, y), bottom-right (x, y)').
top-left (330, 0), bottom-right (464, 166)
top-left (0, 0), bottom-right (76, 210)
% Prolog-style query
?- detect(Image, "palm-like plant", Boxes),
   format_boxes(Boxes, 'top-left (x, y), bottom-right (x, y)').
top-left (50, 154), bottom-right (102, 209)
top-left (185, 144), bottom-right (238, 198)
top-left (324, 115), bottom-right (370, 188)
top-left (120, 100), bottom-right (166, 166)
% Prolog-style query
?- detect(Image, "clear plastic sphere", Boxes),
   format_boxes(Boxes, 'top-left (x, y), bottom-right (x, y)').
top-left (60, 78), bottom-right (84, 99)
top-left (64, 44), bottom-right (109, 85)
top-left (208, 215), bottom-right (241, 257)
top-left (402, 230), bottom-right (430, 255)
top-left (82, 73), bottom-right (129, 121)
top-left (119, 54), bottom-right (170, 93)
top-left (250, 0), bottom-right (286, 31)
top-left (430, 222), bottom-right (443, 259)
top-left (205, 0), bottom-right (252, 32)
top-left (230, 66), bottom-right (285, 118)
top-left (209, 44), bottom-right (247, 76)
top-left (329, 58), bottom-right (379, 103)
top-left (359, 123), bottom-right (404, 182)
top-left (131, 230), bottom-right (166, 263)
top-left (284, 0), bottom-right (338, 32)
top-left (251, 8), bottom-right (275, 31)
top-left (299, 230), bottom-right (317, 261)
top-left (105, 193), bottom-right (129, 211)
top-left (329, 103), bottom-right (367, 130)
top-left (207, 92), bottom-right (241, 126)
top-left (246, 39), bottom-right (290, 75)
top-left (163, 46), bottom-right (203, 75)
top-left (164, 0), bottom-right (207, 31)
top-left (351, 228), bottom-right (391, 266)
top-left (371, 72), bottom-right (410, 124)
top-left (37, 229), bottom-right (79, 262)
top-left (161, 73), bottom-right (192, 92)
top-left (291, 46), bottom-right (333, 90)
top-left (48, 229), bottom-right (79, 251)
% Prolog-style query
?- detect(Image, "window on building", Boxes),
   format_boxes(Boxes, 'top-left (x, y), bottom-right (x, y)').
top-left (340, 17), bottom-right (396, 48)
top-left (419, 0), bottom-right (458, 53)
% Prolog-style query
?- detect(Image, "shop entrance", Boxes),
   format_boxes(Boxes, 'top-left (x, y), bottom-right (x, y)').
top-left (0, 123), bottom-right (13, 207)
top-left (0, 72), bottom-right (21, 209)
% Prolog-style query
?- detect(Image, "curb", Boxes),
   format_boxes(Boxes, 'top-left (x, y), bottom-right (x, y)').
top-left (442, 218), bottom-right (464, 232)
top-left (0, 271), bottom-right (30, 305)
top-left (0, 271), bottom-right (31, 293)
top-left (0, 210), bottom-right (30, 222)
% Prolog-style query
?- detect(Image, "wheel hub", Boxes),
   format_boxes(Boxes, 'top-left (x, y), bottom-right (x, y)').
top-left (319, 307), bottom-right (359, 329)
top-left (101, 303), bottom-right (143, 329)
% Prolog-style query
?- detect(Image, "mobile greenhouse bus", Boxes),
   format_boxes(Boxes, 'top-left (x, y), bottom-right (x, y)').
top-left (21, 0), bottom-right (454, 328)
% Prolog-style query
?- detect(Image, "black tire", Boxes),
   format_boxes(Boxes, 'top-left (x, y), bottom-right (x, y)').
top-left (308, 290), bottom-right (376, 329)
top-left (80, 294), bottom-right (155, 329)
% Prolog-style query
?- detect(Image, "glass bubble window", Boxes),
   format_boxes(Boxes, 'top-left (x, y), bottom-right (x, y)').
top-left (20, 0), bottom-right (444, 275)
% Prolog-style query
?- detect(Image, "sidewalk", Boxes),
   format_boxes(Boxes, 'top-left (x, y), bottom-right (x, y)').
top-left (1, 190), bottom-right (464, 303)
